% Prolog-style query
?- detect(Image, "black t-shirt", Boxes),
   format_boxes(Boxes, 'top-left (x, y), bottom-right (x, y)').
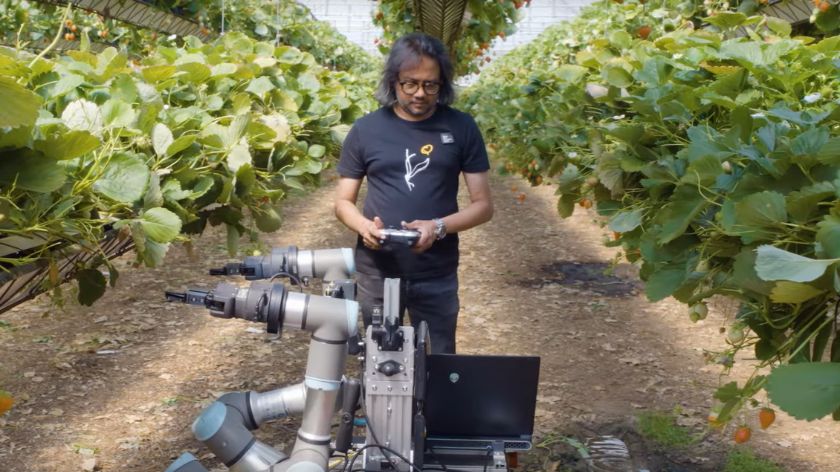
top-left (337, 105), bottom-right (490, 279)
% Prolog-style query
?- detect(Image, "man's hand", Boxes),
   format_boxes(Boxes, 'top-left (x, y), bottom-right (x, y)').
top-left (361, 216), bottom-right (385, 250)
top-left (402, 219), bottom-right (436, 253)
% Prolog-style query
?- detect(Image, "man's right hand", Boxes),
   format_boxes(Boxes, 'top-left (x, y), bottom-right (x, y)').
top-left (361, 216), bottom-right (385, 250)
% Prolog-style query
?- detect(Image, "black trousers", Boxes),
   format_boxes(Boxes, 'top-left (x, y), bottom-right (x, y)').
top-left (355, 271), bottom-right (459, 354)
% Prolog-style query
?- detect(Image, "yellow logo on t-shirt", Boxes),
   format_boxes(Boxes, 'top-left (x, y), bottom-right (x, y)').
top-left (420, 144), bottom-right (434, 156)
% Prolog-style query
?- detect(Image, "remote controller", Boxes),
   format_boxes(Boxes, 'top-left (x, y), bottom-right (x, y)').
top-left (379, 228), bottom-right (421, 247)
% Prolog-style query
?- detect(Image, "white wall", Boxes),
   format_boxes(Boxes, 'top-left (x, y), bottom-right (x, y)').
top-left (298, 0), bottom-right (382, 54)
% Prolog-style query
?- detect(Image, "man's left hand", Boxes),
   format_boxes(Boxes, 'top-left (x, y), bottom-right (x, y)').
top-left (402, 219), bottom-right (436, 253)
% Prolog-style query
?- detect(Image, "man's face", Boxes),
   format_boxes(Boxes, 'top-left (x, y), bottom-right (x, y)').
top-left (394, 55), bottom-right (441, 121)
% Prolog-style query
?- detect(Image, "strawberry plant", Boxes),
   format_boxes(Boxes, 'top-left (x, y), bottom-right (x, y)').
top-left (0, 0), bottom-right (381, 80)
top-left (372, 0), bottom-right (526, 75)
top-left (464, 0), bottom-right (840, 425)
top-left (1, 31), bottom-right (374, 305)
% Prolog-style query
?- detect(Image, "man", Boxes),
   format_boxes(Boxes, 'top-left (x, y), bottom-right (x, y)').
top-left (334, 32), bottom-right (493, 354)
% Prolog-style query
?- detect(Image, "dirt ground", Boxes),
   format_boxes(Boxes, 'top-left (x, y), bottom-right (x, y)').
top-left (1, 170), bottom-right (839, 472)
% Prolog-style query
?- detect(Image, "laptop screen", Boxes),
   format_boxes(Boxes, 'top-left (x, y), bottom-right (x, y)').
top-left (423, 354), bottom-right (540, 439)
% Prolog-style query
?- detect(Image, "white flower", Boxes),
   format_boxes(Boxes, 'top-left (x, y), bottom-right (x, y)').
top-left (585, 83), bottom-right (609, 99)
top-left (803, 93), bottom-right (821, 104)
top-left (168, 34), bottom-right (177, 41)
top-left (568, 151), bottom-right (578, 158)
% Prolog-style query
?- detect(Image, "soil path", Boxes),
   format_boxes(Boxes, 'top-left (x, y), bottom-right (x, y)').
top-left (1, 171), bottom-right (838, 471)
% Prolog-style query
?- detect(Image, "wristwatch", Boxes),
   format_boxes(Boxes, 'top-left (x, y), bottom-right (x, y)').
top-left (433, 218), bottom-right (447, 240)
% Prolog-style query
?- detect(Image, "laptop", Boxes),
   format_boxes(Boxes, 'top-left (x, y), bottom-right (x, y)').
top-left (423, 354), bottom-right (540, 452)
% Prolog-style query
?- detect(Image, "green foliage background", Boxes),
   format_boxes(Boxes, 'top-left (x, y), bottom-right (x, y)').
top-left (462, 0), bottom-right (840, 423)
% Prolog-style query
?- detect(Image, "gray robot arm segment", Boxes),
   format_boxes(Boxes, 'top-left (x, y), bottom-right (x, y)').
top-left (192, 401), bottom-right (287, 471)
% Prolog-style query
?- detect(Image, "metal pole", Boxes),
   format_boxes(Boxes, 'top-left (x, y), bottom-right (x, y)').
top-left (221, 0), bottom-right (225, 34)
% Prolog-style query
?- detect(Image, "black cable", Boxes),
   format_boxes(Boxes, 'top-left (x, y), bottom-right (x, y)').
top-left (268, 271), bottom-right (304, 291)
top-left (358, 385), bottom-right (399, 471)
top-left (344, 443), bottom-right (423, 472)
top-left (343, 385), bottom-right (421, 472)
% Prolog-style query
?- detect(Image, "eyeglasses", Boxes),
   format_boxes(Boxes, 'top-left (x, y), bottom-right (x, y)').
top-left (398, 80), bottom-right (441, 95)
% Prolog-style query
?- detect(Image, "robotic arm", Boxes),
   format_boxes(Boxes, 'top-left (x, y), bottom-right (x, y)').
top-left (166, 263), bottom-right (359, 472)
top-left (208, 246), bottom-right (356, 300)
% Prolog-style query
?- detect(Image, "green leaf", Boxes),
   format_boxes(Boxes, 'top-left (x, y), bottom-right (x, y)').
top-left (161, 179), bottom-right (193, 202)
top-left (254, 205), bottom-right (282, 232)
top-left (226, 224), bottom-right (240, 257)
top-left (245, 76), bottom-right (276, 97)
top-left (729, 248), bottom-right (774, 296)
top-left (51, 74), bottom-right (85, 98)
top-left (767, 363), bottom-right (840, 421)
top-left (817, 138), bottom-right (840, 165)
top-left (297, 72), bottom-right (321, 93)
top-left (722, 191), bottom-right (787, 243)
top-left (645, 266), bottom-right (686, 302)
top-left (786, 182), bottom-right (836, 222)
top-left (835, 268), bottom-right (840, 295)
top-left (655, 187), bottom-right (708, 244)
top-left (167, 135), bottom-right (196, 156)
top-left (603, 123), bottom-right (644, 144)
top-left (227, 114), bottom-right (251, 147)
top-left (61, 99), bottom-right (102, 134)
top-left (755, 245), bottom-right (840, 282)
top-left (770, 281), bottom-right (825, 304)
top-left (601, 62), bottom-right (633, 88)
top-left (817, 216), bottom-right (840, 259)
top-left (141, 239), bottom-right (169, 267)
top-left (211, 63), bottom-right (238, 77)
top-left (191, 176), bottom-right (215, 199)
top-left (276, 46), bottom-right (303, 64)
top-left (608, 209), bottom-right (643, 233)
top-left (714, 381), bottom-right (740, 402)
top-left (34, 130), bottom-right (101, 160)
top-left (144, 173), bottom-right (164, 209)
top-left (136, 102), bottom-right (163, 134)
top-left (556, 65), bottom-right (587, 83)
top-left (152, 123), bottom-right (174, 157)
top-left (177, 62), bottom-right (211, 83)
top-left (557, 194), bottom-right (576, 218)
top-left (0, 76), bottom-right (42, 128)
top-left (141, 65), bottom-right (177, 82)
top-left (596, 153), bottom-right (624, 196)
top-left (307, 144), bottom-right (326, 159)
top-left (704, 12), bottom-right (748, 29)
top-left (227, 141), bottom-right (252, 172)
top-left (76, 268), bottom-right (107, 306)
top-left (791, 127), bottom-right (829, 157)
top-left (101, 99), bottom-right (136, 128)
top-left (93, 153), bottom-right (150, 203)
top-left (766, 17), bottom-right (792, 37)
top-left (0, 149), bottom-right (66, 192)
top-left (139, 207), bottom-right (182, 243)
top-left (815, 4), bottom-right (840, 32)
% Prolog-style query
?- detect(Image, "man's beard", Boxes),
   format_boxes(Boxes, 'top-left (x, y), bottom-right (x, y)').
top-left (398, 97), bottom-right (434, 117)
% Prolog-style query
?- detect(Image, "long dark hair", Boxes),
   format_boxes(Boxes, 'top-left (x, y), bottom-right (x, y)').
top-left (375, 33), bottom-right (455, 107)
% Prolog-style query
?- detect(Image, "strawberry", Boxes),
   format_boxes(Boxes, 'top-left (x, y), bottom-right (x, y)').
top-left (759, 408), bottom-right (776, 429)
top-left (734, 426), bottom-right (751, 443)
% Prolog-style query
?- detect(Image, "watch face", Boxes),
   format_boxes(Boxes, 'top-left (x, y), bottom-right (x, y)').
top-left (435, 220), bottom-right (445, 239)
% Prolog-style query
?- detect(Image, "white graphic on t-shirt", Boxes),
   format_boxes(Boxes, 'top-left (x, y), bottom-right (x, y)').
top-left (403, 148), bottom-right (430, 191)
